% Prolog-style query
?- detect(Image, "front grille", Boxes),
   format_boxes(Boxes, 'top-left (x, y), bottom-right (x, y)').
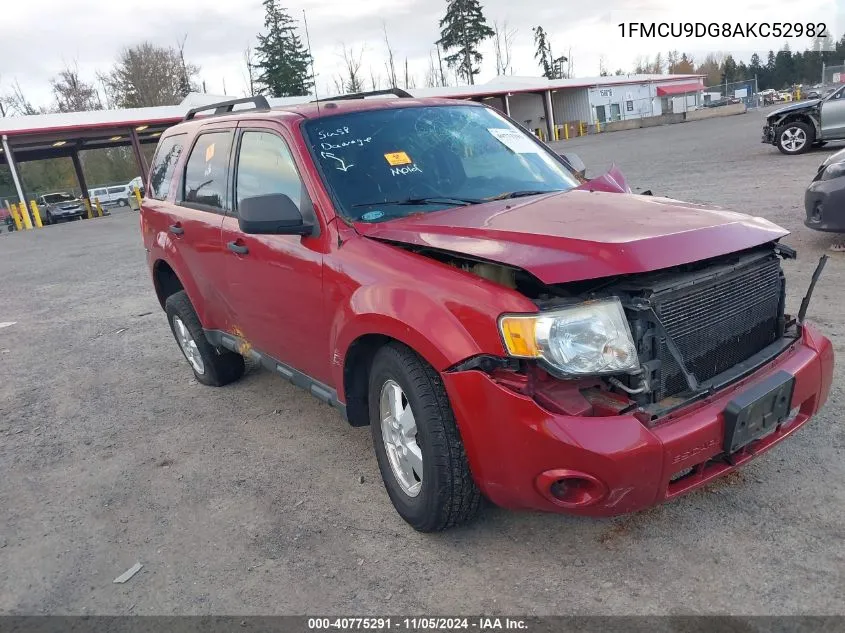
top-left (653, 255), bottom-right (783, 400)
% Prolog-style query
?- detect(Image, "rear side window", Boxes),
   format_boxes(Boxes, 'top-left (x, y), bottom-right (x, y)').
top-left (235, 131), bottom-right (302, 210)
top-left (182, 131), bottom-right (234, 211)
top-left (148, 134), bottom-right (186, 200)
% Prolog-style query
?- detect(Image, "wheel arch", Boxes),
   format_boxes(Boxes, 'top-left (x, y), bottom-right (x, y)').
top-left (152, 259), bottom-right (185, 310)
top-left (776, 111), bottom-right (819, 136)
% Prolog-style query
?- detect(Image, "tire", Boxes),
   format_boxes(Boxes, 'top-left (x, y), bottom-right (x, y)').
top-left (776, 121), bottom-right (814, 155)
top-left (368, 342), bottom-right (481, 532)
top-left (45, 212), bottom-right (53, 226)
top-left (164, 290), bottom-right (244, 387)
top-left (119, 198), bottom-right (128, 207)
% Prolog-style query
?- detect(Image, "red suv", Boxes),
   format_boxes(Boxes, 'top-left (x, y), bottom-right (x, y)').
top-left (140, 93), bottom-right (834, 532)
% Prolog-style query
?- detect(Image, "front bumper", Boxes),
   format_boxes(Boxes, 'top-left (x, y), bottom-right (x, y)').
top-left (762, 124), bottom-right (775, 144)
top-left (805, 177), bottom-right (845, 232)
top-left (442, 323), bottom-right (833, 517)
top-left (51, 207), bottom-right (84, 219)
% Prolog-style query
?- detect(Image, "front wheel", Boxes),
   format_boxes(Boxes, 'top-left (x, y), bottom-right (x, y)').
top-left (776, 121), bottom-right (814, 155)
top-left (118, 198), bottom-right (128, 207)
top-left (164, 290), bottom-right (245, 386)
top-left (368, 342), bottom-right (481, 532)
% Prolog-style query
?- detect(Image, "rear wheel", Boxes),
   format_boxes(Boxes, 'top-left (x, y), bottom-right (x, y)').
top-left (368, 342), bottom-right (481, 532)
top-left (164, 290), bottom-right (244, 386)
top-left (118, 198), bottom-right (128, 207)
top-left (776, 121), bottom-right (814, 155)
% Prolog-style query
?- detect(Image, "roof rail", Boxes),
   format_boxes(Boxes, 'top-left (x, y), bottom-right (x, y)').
top-left (183, 96), bottom-right (271, 121)
top-left (311, 88), bottom-right (414, 103)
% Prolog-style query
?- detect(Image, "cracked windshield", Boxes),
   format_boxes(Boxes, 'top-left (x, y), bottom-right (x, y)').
top-left (304, 105), bottom-right (579, 221)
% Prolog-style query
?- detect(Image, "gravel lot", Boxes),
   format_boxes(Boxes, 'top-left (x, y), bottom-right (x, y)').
top-left (1, 108), bottom-right (843, 616)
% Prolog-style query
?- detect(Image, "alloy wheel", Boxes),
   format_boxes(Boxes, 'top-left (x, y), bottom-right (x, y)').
top-left (379, 379), bottom-right (423, 497)
top-left (781, 127), bottom-right (807, 152)
top-left (172, 315), bottom-right (205, 375)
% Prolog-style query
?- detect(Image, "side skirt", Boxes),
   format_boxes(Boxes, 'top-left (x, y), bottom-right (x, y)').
top-left (204, 329), bottom-right (348, 422)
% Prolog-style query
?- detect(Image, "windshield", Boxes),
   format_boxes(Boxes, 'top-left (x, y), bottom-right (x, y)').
top-left (43, 193), bottom-right (74, 204)
top-left (303, 105), bottom-right (580, 222)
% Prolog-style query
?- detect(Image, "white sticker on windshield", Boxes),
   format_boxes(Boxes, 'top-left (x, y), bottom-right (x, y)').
top-left (487, 128), bottom-right (542, 154)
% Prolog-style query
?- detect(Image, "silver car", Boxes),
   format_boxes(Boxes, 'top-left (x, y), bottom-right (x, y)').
top-left (762, 85), bottom-right (845, 154)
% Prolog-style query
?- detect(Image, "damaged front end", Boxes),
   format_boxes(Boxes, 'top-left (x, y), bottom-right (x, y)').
top-left (432, 241), bottom-right (826, 426)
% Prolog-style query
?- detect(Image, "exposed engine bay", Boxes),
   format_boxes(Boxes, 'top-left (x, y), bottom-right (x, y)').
top-left (399, 240), bottom-right (804, 424)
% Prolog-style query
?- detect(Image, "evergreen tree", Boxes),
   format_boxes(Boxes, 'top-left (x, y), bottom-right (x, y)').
top-left (255, 0), bottom-right (313, 97)
top-left (437, 0), bottom-right (495, 85)
top-left (533, 26), bottom-right (553, 78)
top-left (675, 53), bottom-right (695, 74)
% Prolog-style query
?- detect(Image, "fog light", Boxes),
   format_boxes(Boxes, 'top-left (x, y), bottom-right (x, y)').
top-left (811, 204), bottom-right (823, 223)
top-left (536, 469), bottom-right (608, 508)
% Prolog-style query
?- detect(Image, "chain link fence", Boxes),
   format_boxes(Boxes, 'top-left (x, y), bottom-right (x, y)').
top-left (822, 63), bottom-right (845, 89)
top-left (701, 79), bottom-right (760, 108)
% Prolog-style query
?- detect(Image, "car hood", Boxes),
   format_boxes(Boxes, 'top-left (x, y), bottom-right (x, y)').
top-left (768, 99), bottom-right (820, 118)
top-left (821, 147), bottom-right (845, 169)
top-left (353, 190), bottom-right (788, 285)
top-left (49, 201), bottom-right (83, 210)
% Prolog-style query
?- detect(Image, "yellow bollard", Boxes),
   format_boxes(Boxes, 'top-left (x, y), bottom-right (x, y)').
top-left (9, 204), bottom-right (22, 231)
top-left (29, 200), bottom-right (43, 228)
top-left (579, 121), bottom-right (585, 136)
top-left (596, 119), bottom-right (601, 134)
top-left (18, 202), bottom-right (33, 230)
top-left (133, 186), bottom-right (142, 208)
top-left (564, 124), bottom-right (569, 141)
top-left (95, 198), bottom-right (104, 217)
top-left (83, 198), bottom-right (93, 219)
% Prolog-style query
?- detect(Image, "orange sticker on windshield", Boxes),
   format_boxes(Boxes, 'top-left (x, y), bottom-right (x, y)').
top-left (205, 143), bottom-right (215, 162)
top-left (384, 151), bottom-right (412, 166)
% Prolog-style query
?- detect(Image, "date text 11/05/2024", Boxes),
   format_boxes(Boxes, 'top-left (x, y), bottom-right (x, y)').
top-left (618, 22), bottom-right (829, 39)
top-left (307, 618), bottom-right (528, 630)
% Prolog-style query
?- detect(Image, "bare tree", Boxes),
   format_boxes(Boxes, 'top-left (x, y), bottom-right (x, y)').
top-left (369, 67), bottom-right (381, 91)
top-left (243, 46), bottom-right (257, 96)
top-left (339, 44), bottom-right (365, 93)
top-left (102, 42), bottom-right (200, 108)
top-left (403, 58), bottom-right (416, 90)
top-left (51, 62), bottom-right (101, 112)
top-left (383, 23), bottom-right (398, 88)
top-left (425, 51), bottom-right (439, 87)
top-left (2, 79), bottom-right (43, 116)
top-left (436, 44), bottom-right (448, 87)
top-left (492, 20), bottom-right (516, 76)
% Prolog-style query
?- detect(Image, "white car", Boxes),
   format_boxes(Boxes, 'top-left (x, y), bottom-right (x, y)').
top-left (88, 185), bottom-right (131, 207)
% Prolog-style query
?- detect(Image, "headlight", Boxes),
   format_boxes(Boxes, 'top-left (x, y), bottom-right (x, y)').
top-left (498, 297), bottom-right (639, 376)
top-left (821, 162), bottom-right (845, 181)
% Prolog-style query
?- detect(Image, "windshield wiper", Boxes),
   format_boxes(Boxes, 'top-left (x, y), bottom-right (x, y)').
top-left (487, 190), bottom-right (563, 200)
top-left (351, 196), bottom-right (483, 208)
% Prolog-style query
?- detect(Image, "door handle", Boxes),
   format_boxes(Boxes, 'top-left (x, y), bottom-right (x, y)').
top-left (227, 240), bottom-right (249, 255)
top-left (169, 223), bottom-right (184, 235)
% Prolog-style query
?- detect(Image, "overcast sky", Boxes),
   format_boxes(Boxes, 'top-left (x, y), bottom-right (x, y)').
top-left (0, 0), bottom-right (841, 108)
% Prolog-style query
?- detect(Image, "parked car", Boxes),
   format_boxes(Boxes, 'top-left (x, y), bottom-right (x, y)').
top-left (806, 90), bottom-right (822, 100)
top-left (805, 147), bottom-right (845, 231)
top-left (141, 94), bottom-right (833, 532)
top-left (37, 192), bottom-right (86, 224)
top-left (88, 184), bottom-right (130, 207)
top-left (762, 84), bottom-right (845, 154)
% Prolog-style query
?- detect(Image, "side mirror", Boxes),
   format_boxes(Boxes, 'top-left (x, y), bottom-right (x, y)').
top-left (558, 152), bottom-right (587, 179)
top-left (238, 193), bottom-right (313, 236)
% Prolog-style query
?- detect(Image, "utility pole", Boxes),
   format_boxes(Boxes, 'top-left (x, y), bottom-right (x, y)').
top-left (822, 61), bottom-right (826, 86)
